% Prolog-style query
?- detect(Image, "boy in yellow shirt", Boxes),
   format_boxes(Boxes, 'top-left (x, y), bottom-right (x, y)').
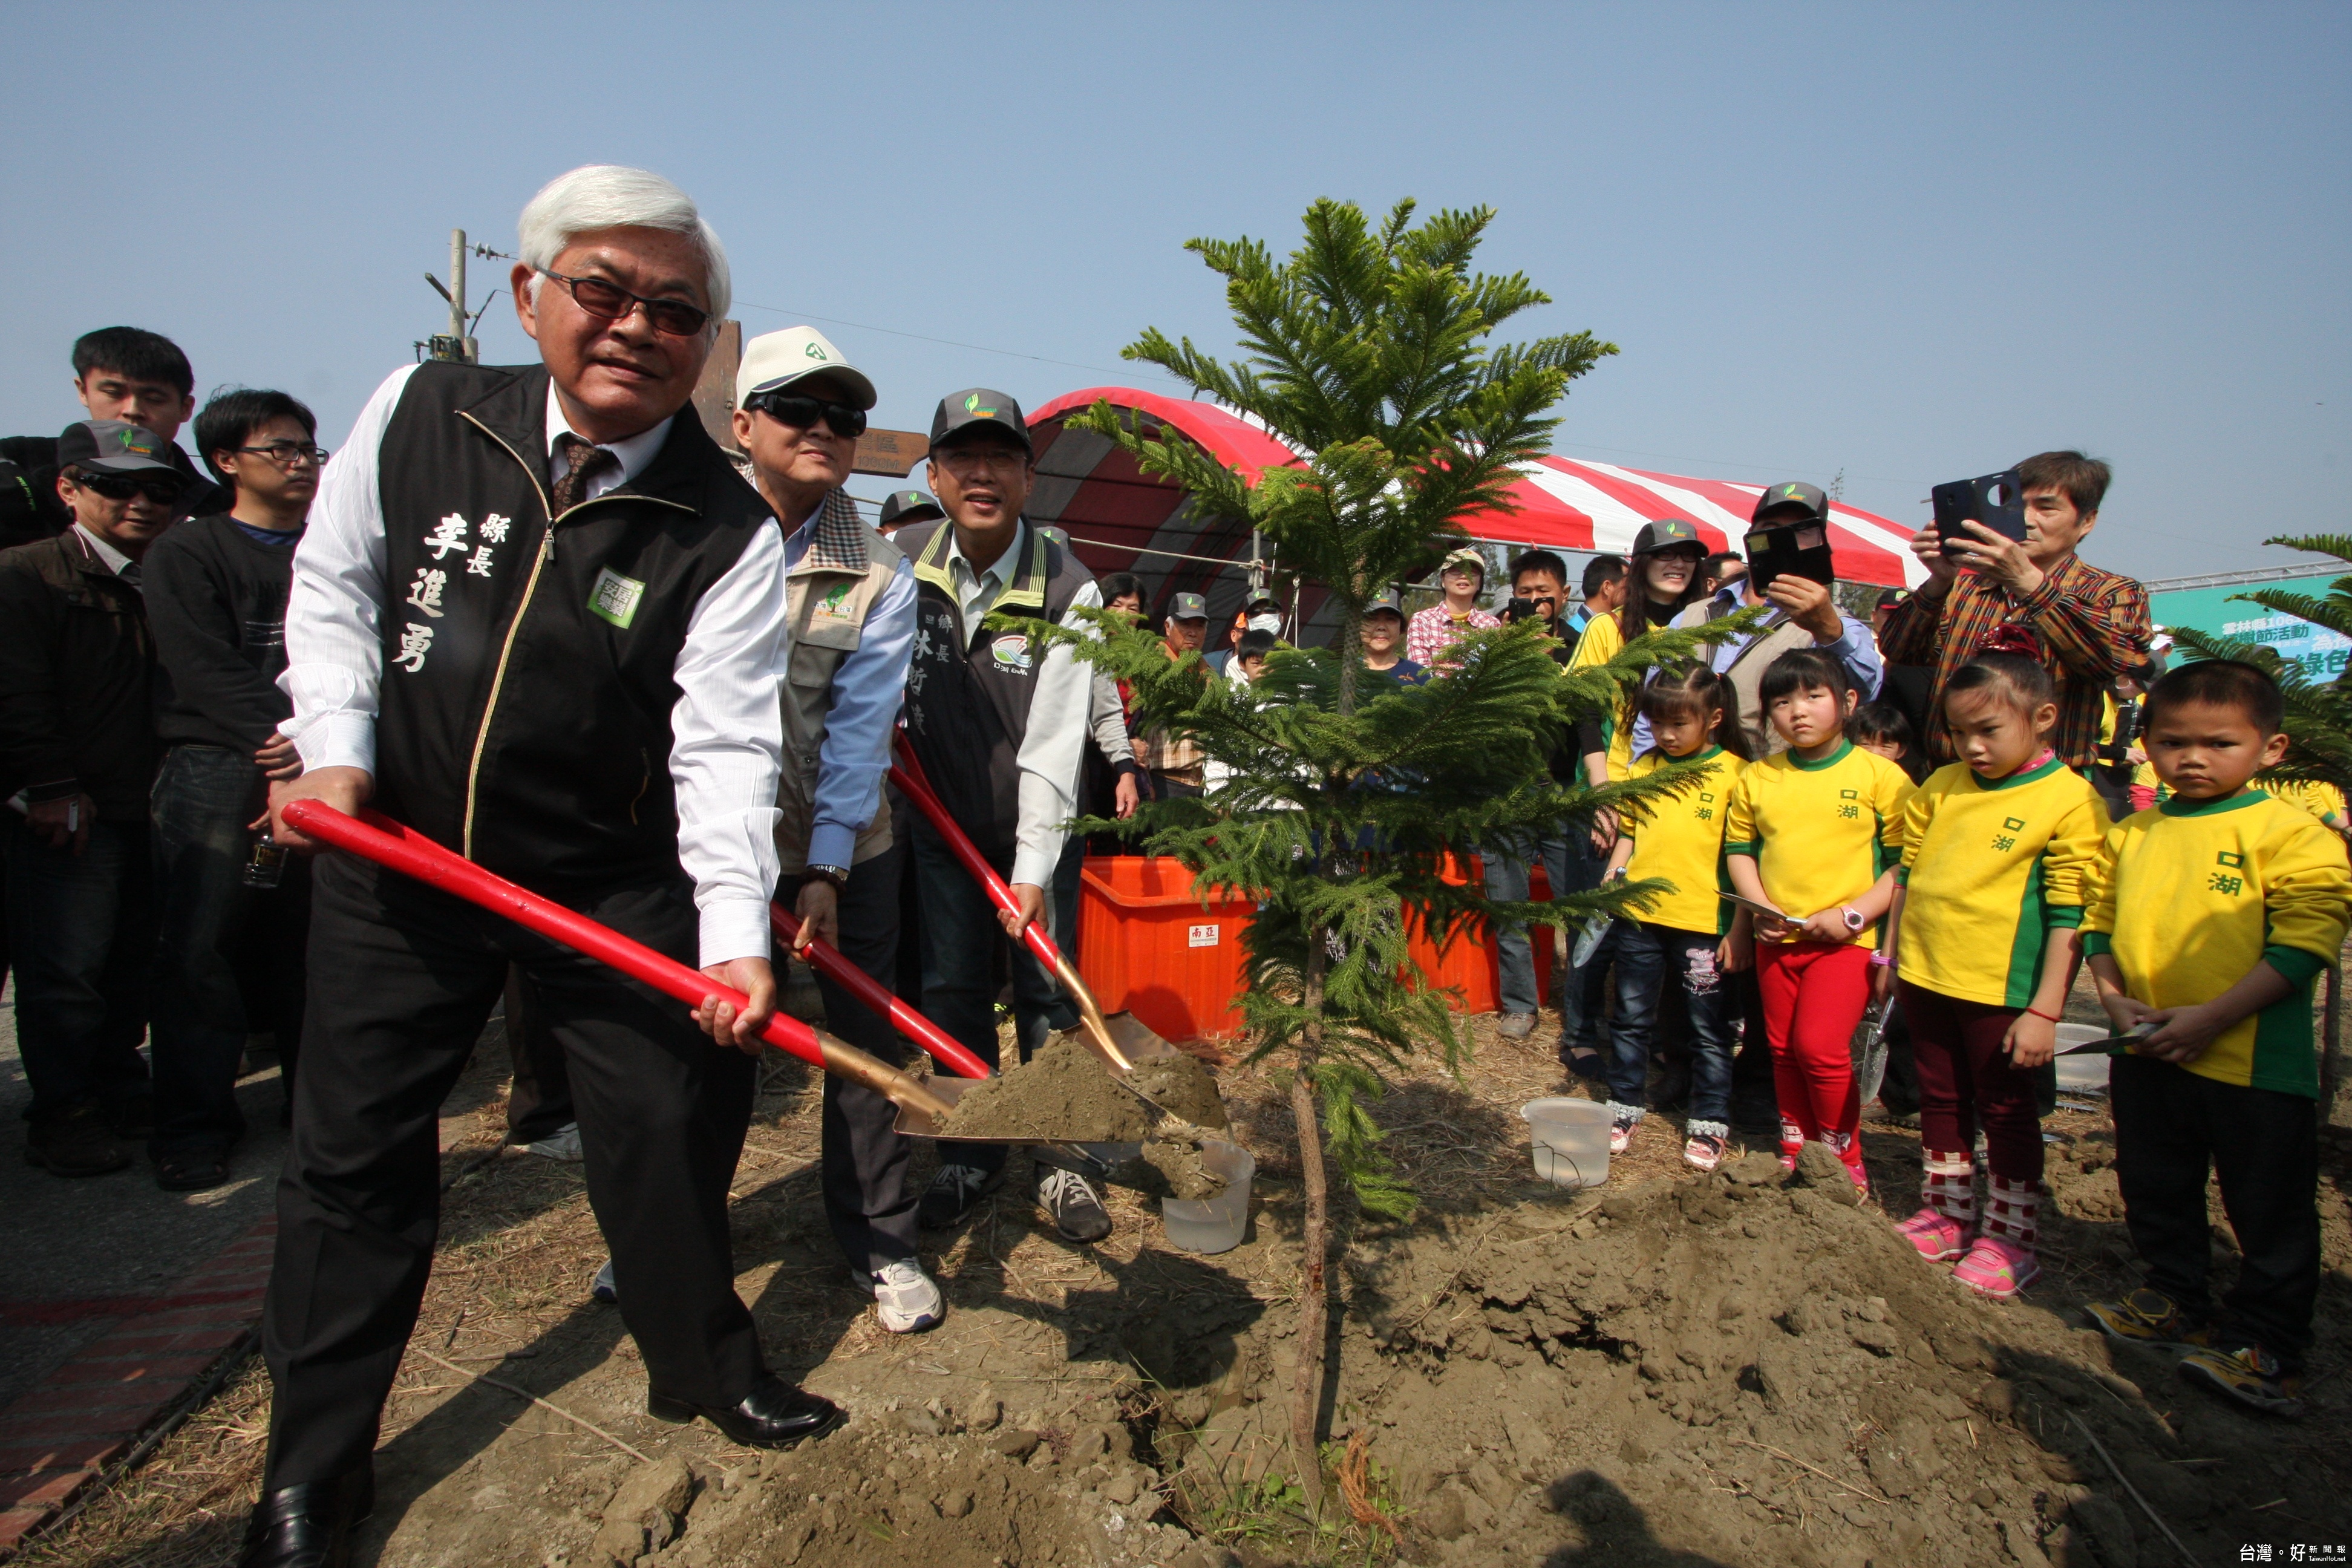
top-left (2082, 660), bottom-right (2352, 1418)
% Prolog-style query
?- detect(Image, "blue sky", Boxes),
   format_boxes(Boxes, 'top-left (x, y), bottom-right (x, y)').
top-left (3, 2), bottom-right (2343, 581)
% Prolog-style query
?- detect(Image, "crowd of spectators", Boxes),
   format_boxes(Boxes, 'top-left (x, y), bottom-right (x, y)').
top-left (0, 315), bottom-right (2176, 1206)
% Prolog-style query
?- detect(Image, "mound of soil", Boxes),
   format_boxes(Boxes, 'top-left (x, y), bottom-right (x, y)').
top-left (936, 1034), bottom-right (1229, 1149)
top-left (1210, 1145), bottom-right (2316, 1565)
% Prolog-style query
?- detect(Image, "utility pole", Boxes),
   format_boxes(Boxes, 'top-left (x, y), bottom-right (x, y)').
top-left (425, 228), bottom-right (479, 364)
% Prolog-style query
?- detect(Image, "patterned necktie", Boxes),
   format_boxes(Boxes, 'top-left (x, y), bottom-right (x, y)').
top-left (550, 432), bottom-right (619, 516)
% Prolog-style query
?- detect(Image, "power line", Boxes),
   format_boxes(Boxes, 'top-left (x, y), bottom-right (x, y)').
top-left (731, 298), bottom-right (1182, 386)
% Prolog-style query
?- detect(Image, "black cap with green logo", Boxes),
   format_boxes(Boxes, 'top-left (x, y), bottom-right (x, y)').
top-left (1751, 482), bottom-right (1829, 524)
top-left (56, 419), bottom-right (178, 475)
top-left (930, 388), bottom-right (1031, 454)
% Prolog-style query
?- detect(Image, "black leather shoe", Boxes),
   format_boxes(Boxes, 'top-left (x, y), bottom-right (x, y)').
top-left (647, 1375), bottom-right (844, 1448)
top-left (237, 1467), bottom-right (373, 1568)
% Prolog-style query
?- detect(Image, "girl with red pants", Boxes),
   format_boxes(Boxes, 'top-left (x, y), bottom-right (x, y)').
top-left (1725, 649), bottom-right (1914, 1192)
top-left (1881, 652), bottom-right (2106, 1299)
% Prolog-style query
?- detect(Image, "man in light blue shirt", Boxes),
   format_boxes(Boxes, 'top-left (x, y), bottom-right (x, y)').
top-left (736, 328), bottom-right (933, 1333)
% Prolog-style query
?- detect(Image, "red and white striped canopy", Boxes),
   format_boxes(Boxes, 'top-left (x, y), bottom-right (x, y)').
top-left (1025, 388), bottom-right (1925, 609)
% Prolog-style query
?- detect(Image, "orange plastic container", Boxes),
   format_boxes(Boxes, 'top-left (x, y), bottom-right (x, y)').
top-left (1076, 858), bottom-right (1253, 1044)
top-left (1402, 855), bottom-right (1555, 1013)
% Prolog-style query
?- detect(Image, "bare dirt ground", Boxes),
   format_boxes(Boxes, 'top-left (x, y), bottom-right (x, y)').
top-left (19, 971), bottom-right (2352, 1568)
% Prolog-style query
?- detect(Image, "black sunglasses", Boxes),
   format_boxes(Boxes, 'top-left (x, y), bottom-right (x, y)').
top-left (68, 469), bottom-right (185, 505)
top-left (747, 392), bottom-right (867, 440)
top-left (538, 268), bottom-right (712, 338)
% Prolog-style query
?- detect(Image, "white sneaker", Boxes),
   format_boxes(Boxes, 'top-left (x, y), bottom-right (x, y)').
top-left (852, 1260), bottom-right (944, 1334)
top-left (591, 1258), bottom-right (617, 1303)
top-left (525, 1123), bottom-right (583, 1161)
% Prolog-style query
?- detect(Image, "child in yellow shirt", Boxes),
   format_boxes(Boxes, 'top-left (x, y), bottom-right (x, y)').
top-left (2081, 660), bottom-right (2352, 1419)
top-left (1881, 655), bottom-right (2108, 1299)
top-left (1725, 648), bottom-right (1913, 1190)
top-left (1599, 665), bottom-right (1751, 1171)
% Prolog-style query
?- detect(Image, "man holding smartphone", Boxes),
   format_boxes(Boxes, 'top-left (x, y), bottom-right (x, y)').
top-left (1646, 483), bottom-right (1881, 759)
top-left (1879, 451), bottom-right (2149, 769)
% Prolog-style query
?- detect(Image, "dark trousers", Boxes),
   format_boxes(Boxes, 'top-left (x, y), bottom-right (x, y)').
top-left (1898, 982), bottom-right (2043, 1184)
top-left (261, 855), bottom-right (764, 1488)
top-left (500, 967), bottom-right (575, 1143)
top-left (1483, 825), bottom-right (1612, 1042)
top-left (1607, 921), bottom-right (1737, 1122)
top-left (149, 745), bottom-right (309, 1155)
top-left (910, 819), bottom-right (1076, 1179)
top-left (2111, 1055), bottom-right (2321, 1364)
top-left (4, 815), bottom-right (153, 1122)
top-left (1051, 834), bottom-right (1085, 969)
top-left (816, 847), bottom-right (918, 1273)
top-left (1730, 969), bottom-right (1780, 1126)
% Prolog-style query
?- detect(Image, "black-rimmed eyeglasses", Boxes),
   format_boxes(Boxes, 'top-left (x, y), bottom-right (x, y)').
top-left (538, 269), bottom-right (713, 338)
top-left (235, 442), bottom-right (330, 467)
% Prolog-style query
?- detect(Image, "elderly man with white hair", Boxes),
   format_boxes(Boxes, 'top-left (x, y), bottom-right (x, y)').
top-left (243, 166), bottom-right (834, 1566)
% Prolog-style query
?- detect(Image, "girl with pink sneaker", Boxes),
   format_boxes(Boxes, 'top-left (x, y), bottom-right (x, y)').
top-left (1880, 648), bottom-right (2108, 1299)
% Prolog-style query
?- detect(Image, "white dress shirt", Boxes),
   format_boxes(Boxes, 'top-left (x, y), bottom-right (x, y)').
top-left (281, 362), bottom-right (791, 967)
top-left (938, 520), bottom-right (1103, 889)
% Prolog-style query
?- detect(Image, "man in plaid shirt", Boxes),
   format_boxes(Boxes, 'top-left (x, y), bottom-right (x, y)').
top-left (1878, 450), bottom-right (2149, 768)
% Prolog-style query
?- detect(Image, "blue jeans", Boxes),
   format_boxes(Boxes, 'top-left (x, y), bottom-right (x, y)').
top-left (149, 745), bottom-right (309, 1155)
top-left (910, 819), bottom-right (1078, 1178)
top-left (5, 815), bottom-right (154, 1122)
top-left (1607, 920), bottom-right (1737, 1124)
top-left (1482, 825), bottom-right (1610, 1046)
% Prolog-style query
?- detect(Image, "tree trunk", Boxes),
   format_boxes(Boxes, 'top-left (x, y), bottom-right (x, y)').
top-left (1288, 1062), bottom-right (1329, 1511)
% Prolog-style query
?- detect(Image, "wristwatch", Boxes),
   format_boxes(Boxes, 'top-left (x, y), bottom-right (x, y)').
top-left (1839, 906), bottom-right (1867, 935)
top-left (800, 863), bottom-right (851, 892)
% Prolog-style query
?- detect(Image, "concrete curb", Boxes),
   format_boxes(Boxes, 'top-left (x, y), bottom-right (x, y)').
top-left (0, 1216), bottom-right (274, 1557)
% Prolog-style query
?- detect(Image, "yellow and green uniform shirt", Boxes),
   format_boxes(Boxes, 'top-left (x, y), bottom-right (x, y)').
top-left (2082, 790), bottom-right (2352, 1097)
top-left (1895, 757), bottom-right (2108, 1006)
top-left (2265, 776), bottom-right (2350, 830)
top-left (1724, 740), bottom-right (1913, 949)
top-left (1620, 747), bottom-right (1745, 935)
top-left (1564, 612), bottom-right (1637, 782)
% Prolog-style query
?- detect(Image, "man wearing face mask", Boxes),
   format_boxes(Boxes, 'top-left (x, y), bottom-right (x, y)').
top-left (895, 389), bottom-right (1112, 1244)
top-left (1210, 591), bottom-right (1285, 676)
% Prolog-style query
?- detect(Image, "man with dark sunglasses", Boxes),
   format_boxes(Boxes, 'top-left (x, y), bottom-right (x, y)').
top-left (0, 420), bottom-right (188, 1178)
top-left (1, 327), bottom-right (224, 549)
top-left (728, 327), bottom-right (940, 1330)
top-left (241, 166), bottom-right (832, 1567)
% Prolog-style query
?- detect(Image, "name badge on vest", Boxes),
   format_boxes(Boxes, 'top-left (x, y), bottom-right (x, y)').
top-left (812, 581), bottom-right (857, 626)
top-left (989, 632), bottom-right (1034, 674)
top-left (590, 567), bottom-right (645, 629)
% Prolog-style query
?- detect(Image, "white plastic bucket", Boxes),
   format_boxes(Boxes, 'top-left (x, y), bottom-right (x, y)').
top-left (2054, 1023), bottom-right (2112, 1092)
top-left (1161, 1140), bottom-right (1255, 1254)
top-left (1521, 1097), bottom-right (1611, 1188)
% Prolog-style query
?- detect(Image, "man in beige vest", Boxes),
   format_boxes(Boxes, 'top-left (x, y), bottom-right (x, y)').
top-left (733, 328), bottom-right (935, 1330)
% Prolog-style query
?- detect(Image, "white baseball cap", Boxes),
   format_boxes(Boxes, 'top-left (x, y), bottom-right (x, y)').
top-left (736, 326), bottom-right (877, 411)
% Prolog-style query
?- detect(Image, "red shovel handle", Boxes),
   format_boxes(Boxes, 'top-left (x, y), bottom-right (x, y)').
top-left (888, 734), bottom-right (1065, 973)
top-left (281, 800), bottom-right (831, 1070)
top-left (769, 903), bottom-right (990, 1079)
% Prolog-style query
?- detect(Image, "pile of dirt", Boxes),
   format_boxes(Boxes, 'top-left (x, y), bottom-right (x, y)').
top-left (1154, 1141), bottom-right (2314, 1564)
top-left (1125, 1052), bottom-right (1231, 1130)
top-left (564, 1396), bottom-right (1223, 1568)
top-left (935, 1035), bottom-right (1229, 1144)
